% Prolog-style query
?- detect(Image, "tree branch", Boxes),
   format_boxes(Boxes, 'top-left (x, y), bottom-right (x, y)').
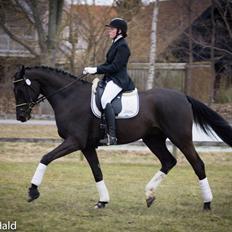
top-left (184, 32), bottom-right (232, 56)
top-left (0, 21), bottom-right (39, 57)
top-left (214, 0), bottom-right (232, 39)
top-left (28, 0), bottom-right (47, 51)
top-left (14, 0), bottom-right (35, 24)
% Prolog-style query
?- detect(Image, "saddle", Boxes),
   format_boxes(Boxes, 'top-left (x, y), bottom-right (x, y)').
top-left (91, 78), bottom-right (139, 119)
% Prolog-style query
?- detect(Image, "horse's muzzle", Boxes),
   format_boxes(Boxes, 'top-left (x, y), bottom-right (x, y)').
top-left (16, 109), bottom-right (31, 122)
top-left (17, 115), bottom-right (27, 122)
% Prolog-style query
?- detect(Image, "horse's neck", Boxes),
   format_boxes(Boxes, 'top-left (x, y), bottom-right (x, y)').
top-left (32, 69), bottom-right (91, 106)
top-left (34, 71), bottom-right (71, 97)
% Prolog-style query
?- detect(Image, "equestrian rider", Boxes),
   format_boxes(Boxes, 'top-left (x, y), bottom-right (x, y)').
top-left (83, 18), bottom-right (135, 145)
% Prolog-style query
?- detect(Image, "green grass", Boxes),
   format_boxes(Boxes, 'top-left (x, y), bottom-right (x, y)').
top-left (0, 151), bottom-right (231, 232)
top-left (0, 123), bottom-right (231, 231)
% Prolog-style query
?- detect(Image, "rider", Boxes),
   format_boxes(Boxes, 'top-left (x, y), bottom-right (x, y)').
top-left (83, 18), bottom-right (135, 145)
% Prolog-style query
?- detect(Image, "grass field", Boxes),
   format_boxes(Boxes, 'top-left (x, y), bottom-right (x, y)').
top-left (0, 124), bottom-right (232, 232)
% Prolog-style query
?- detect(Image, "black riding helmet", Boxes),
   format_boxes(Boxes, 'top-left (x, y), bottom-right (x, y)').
top-left (105, 18), bottom-right (128, 38)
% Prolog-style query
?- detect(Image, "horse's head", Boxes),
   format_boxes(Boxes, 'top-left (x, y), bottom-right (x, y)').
top-left (13, 66), bottom-right (40, 122)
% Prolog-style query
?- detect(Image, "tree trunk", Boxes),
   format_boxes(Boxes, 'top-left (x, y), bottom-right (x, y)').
top-left (47, 0), bottom-right (64, 67)
top-left (209, 0), bottom-right (216, 106)
top-left (185, 0), bottom-right (193, 95)
top-left (146, 0), bottom-right (159, 90)
top-left (69, 0), bottom-right (77, 74)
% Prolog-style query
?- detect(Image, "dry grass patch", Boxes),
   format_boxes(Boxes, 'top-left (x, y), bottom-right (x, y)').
top-left (0, 124), bottom-right (58, 138)
top-left (0, 142), bottom-right (231, 167)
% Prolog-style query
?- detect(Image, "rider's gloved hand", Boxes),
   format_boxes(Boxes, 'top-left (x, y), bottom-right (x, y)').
top-left (83, 67), bottom-right (97, 75)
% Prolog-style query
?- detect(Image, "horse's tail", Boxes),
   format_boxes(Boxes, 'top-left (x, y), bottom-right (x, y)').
top-left (186, 96), bottom-right (232, 147)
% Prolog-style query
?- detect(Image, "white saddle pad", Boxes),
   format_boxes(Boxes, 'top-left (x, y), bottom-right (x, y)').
top-left (91, 78), bottom-right (139, 119)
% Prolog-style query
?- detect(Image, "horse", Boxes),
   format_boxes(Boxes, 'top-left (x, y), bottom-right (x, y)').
top-left (13, 65), bottom-right (232, 210)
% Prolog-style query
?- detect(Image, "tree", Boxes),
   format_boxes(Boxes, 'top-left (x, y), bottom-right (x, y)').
top-left (114, 0), bottom-right (142, 21)
top-left (210, 0), bottom-right (216, 105)
top-left (0, 0), bottom-right (64, 66)
top-left (146, 0), bottom-right (159, 90)
top-left (185, 0), bottom-right (194, 95)
top-left (168, 0), bottom-right (232, 103)
top-left (60, 2), bottom-right (115, 74)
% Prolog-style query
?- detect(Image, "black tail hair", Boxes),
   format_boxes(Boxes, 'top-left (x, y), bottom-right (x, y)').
top-left (187, 96), bottom-right (232, 147)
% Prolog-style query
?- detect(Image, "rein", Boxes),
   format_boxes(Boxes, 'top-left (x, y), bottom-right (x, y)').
top-left (14, 73), bottom-right (89, 109)
top-left (34, 73), bottom-right (89, 106)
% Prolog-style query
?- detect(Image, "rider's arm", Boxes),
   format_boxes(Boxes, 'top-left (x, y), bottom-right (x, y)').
top-left (97, 44), bottom-right (130, 75)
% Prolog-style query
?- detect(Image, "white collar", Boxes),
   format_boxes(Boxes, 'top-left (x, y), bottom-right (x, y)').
top-left (113, 35), bottom-right (123, 43)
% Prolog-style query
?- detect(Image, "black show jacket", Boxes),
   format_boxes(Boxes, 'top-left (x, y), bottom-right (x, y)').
top-left (97, 37), bottom-right (135, 91)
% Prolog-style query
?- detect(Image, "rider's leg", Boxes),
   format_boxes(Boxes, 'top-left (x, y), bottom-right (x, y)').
top-left (101, 80), bottom-right (122, 109)
top-left (100, 103), bottom-right (117, 145)
top-left (100, 80), bottom-right (122, 145)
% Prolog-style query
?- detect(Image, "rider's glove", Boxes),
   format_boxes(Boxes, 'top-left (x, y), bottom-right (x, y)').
top-left (83, 67), bottom-right (97, 75)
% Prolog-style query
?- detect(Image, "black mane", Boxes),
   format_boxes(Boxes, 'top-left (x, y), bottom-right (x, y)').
top-left (25, 66), bottom-right (89, 83)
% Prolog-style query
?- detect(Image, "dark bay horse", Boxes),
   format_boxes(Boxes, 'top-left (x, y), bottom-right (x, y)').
top-left (13, 66), bottom-right (232, 210)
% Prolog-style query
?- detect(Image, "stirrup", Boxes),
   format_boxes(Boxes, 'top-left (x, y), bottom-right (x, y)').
top-left (99, 134), bottom-right (117, 145)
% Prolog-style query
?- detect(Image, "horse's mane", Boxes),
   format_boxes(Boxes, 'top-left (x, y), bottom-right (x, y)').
top-left (25, 66), bottom-right (89, 83)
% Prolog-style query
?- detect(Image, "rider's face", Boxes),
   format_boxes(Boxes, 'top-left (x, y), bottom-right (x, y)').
top-left (107, 27), bottom-right (120, 39)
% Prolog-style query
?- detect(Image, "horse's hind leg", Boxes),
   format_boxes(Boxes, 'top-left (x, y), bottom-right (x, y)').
top-left (143, 132), bottom-right (177, 207)
top-left (28, 137), bottom-right (79, 202)
top-left (156, 98), bottom-right (213, 210)
top-left (174, 140), bottom-right (213, 210)
top-left (82, 148), bottom-right (109, 209)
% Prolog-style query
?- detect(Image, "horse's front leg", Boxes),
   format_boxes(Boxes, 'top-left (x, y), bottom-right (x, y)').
top-left (28, 137), bottom-right (79, 202)
top-left (82, 148), bottom-right (110, 209)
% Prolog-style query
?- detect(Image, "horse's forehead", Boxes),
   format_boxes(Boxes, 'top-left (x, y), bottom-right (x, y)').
top-left (15, 70), bottom-right (23, 80)
top-left (15, 66), bottom-right (26, 80)
top-left (24, 69), bottom-right (37, 79)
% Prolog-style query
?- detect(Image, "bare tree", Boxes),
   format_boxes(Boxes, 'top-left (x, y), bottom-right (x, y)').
top-left (0, 0), bottom-right (64, 66)
top-left (169, 0), bottom-right (232, 102)
top-left (146, 0), bottom-right (159, 90)
top-left (209, 0), bottom-right (216, 105)
top-left (185, 0), bottom-right (194, 95)
top-left (60, 2), bottom-right (115, 74)
top-left (114, 0), bottom-right (142, 21)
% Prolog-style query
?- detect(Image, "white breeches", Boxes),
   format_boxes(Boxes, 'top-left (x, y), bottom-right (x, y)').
top-left (101, 80), bottom-right (122, 109)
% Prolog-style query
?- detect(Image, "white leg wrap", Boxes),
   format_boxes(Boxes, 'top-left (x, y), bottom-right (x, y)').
top-left (145, 171), bottom-right (166, 198)
top-left (199, 178), bottom-right (213, 203)
top-left (31, 163), bottom-right (47, 186)
top-left (96, 180), bottom-right (110, 202)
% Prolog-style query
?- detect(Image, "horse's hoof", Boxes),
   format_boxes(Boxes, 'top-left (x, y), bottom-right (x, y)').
top-left (94, 201), bottom-right (108, 209)
top-left (146, 196), bottom-right (155, 208)
top-left (27, 187), bottom-right (40, 202)
top-left (203, 202), bottom-right (211, 211)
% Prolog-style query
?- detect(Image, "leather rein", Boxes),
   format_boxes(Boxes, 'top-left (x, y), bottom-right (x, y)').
top-left (13, 73), bottom-right (88, 109)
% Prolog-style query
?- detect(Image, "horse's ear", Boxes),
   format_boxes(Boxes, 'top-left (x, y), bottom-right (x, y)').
top-left (19, 65), bottom-right (25, 78)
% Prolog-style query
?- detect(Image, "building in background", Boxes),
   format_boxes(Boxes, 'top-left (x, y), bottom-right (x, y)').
top-left (0, 0), bottom-right (231, 117)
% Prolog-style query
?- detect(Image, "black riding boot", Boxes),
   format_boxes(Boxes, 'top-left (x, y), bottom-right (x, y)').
top-left (100, 103), bottom-right (117, 145)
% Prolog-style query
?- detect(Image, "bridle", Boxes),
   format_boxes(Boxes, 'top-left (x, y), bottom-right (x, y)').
top-left (13, 73), bottom-right (88, 111)
top-left (13, 77), bottom-right (37, 113)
